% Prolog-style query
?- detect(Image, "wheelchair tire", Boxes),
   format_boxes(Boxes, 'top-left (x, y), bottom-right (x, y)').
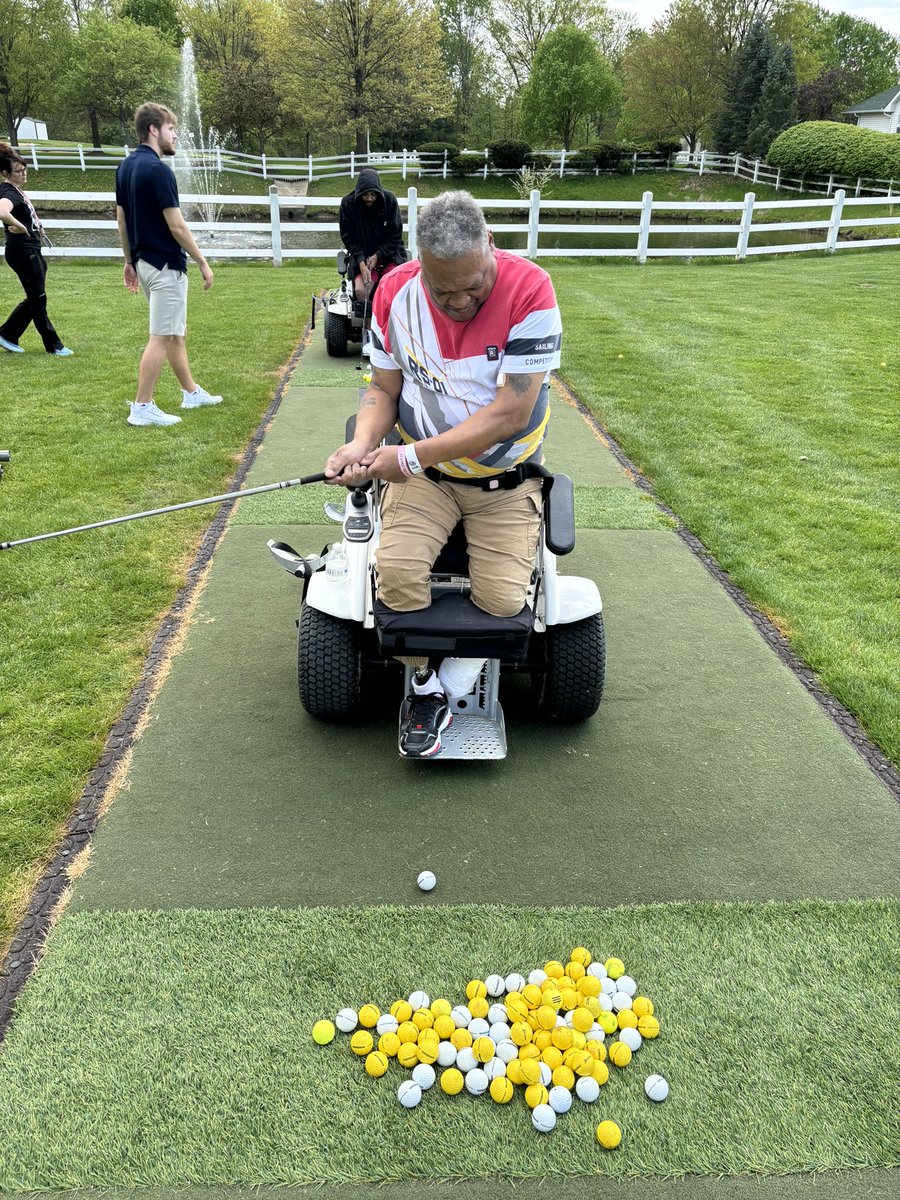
top-left (324, 309), bottom-right (351, 357)
top-left (298, 603), bottom-right (363, 720)
top-left (534, 613), bottom-right (605, 723)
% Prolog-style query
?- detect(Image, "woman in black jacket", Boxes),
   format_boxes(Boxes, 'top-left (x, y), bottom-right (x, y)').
top-left (338, 168), bottom-right (407, 353)
top-left (0, 142), bottom-right (72, 355)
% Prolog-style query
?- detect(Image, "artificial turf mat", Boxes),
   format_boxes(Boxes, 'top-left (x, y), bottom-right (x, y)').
top-left (232, 483), bottom-right (673, 529)
top-left (0, 901), bottom-right (896, 1190)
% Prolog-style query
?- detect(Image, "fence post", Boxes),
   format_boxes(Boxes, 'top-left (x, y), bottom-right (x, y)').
top-left (559, 149), bottom-right (566, 179)
top-left (216, 146), bottom-right (222, 171)
top-left (443, 150), bottom-right (448, 180)
top-left (261, 153), bottom-right (267, 179)
top-left (699, 149), bottom-right (706, 176)
top-left (30, 144), bottom-right (38, 169)
top-left (527, 188), bottom-right (541, 259)
top-left (733, 152), bottom-right (740, 176)
top-left (637, 190), bottom-right (653, 264)
top-left (402, 148), bottom-right (408, 181)
top-left (736, 192), bottom-right (756, 260)
top-left (308, 155), bottom-right (313, 183)
top-left (269, 186), bottom-right (283, 267)
top-left (775, 167), bottom-right (781, 191)
top-left (888, 179), bottom-right (894, 200)
top-left (483, 147), bottom-right (488, 181)
top-left (752, 159), bottom-right (760, 184)
top-left (855, 176), bottom-right (861, 197)
top-left (407, 186), bottom-right (418, 259)
top-left (825, 188), bottom-right (846, 252)
top-left (350, 151), bottom-right (355, 178)
top-left (826, 172), bottom-right (834, 197)
top-left (77, 144), bottom-right (85, 171)
top-left (632, 150), bottom-right (638, 176)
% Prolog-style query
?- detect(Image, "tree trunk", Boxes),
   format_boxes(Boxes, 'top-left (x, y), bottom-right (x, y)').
top-left (89, 110), bottom-right (101, 150)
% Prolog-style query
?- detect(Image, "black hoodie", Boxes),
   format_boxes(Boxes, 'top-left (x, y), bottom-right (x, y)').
top-left (338, 168), bottom-right (407, 269)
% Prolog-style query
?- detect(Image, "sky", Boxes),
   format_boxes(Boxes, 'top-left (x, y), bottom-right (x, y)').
top-left (612, 0), bottom-right (900, 39)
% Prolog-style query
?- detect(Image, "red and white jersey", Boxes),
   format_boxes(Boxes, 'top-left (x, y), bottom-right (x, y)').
top-left (369, 250), bottom-right (562, 478)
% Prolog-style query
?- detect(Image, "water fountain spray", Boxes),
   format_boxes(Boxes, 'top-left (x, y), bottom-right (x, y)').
top-left (174, 38), bottom-right (227, 224)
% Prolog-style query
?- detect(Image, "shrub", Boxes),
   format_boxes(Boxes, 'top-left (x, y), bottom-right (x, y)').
top-left (654, 139), bottom-right (683, 158)
top-left (450, 152), bottom-right (485, 176)
top-left (527, 153), bottom-right (555, 171)
top-left (767, 121), bottom-right (900, 180)
top-left (586, 142), bottom-right (628, 170)
top-left (416, 141), bottom-right (459, 156)
top-left (564, 149), bottom-right (597, 173)
top-left (487, 140), bottom-right (530, 168)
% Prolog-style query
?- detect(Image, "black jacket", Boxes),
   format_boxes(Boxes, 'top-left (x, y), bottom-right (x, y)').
top-left (338, 169), bottom-right (407, 269)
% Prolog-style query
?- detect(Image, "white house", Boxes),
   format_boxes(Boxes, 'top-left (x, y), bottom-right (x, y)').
top-left (843, 85), bottom-right (900, 133)
top-left (14, 117), bottom-right (48, 140)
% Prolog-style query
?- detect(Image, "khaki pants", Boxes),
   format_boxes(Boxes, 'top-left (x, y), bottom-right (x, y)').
top-left (377, 475), bottom-right (544, 617)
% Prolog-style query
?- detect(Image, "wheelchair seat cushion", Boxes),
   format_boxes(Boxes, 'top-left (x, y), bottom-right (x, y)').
top-left (374, 593), bottom-right (534, 661)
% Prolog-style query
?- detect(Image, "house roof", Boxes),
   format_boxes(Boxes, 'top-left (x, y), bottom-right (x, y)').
top-left (843, 84), bottom-right (900, 114)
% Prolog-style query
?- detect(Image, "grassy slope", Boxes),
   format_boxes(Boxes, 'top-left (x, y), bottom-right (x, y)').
top-left (553, 252), bottom-right (898, 762)
top-left (0, 263), bottom-right (323, 950)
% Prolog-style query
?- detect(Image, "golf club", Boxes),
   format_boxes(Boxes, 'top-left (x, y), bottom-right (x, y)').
top-left (0, 471), bottom-right (328, 551)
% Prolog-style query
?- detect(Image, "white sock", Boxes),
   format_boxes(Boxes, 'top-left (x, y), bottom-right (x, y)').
top-left (412, 669), bottom-right (443, 697)
top-left (438, 657), bottom-right (486, 700)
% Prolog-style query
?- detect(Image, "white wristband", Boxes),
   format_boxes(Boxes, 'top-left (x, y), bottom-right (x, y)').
top-left (404, 443), bottom-right (424, 476)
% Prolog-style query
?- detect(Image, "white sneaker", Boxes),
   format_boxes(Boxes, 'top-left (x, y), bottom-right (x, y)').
top-left (127, 401), bottom-right (182, 426)
top-left (181, 385), bottom-right (223, 409)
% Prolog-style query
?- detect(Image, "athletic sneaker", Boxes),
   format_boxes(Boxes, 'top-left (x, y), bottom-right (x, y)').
top-left (127, 401), bottom-right (182, 427)
top-left (399, 687), bottom-right (452, 758)
top-left (0, 335), bottom-right (24, 353)
top-left (181, 385), bottom-right (222, 409)
top-left (51, 347), bottom-right (74, 356)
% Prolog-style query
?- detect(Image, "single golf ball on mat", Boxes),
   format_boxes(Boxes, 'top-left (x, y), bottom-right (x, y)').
top-left (417, 870), bottom-right (436, 891)
top-left (335, 1007), bottom-right (358, 1033)
top-left (645, 1074), bottom-right (670, 1102)
top-left (596, 1120), bottom-right (622, 1148)
top-left (312, 1019), bottom-right (336, 1045)
top-left (531, 1103), bottom-right (557, 1133)
top-left (397, 1080), bottom-right (422, 1108)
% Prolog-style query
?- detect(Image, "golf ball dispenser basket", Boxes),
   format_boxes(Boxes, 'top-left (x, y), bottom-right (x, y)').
top-left (267, 414), bottom-right (605, 761)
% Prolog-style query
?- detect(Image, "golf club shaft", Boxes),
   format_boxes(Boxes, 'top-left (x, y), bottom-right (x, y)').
top-left (0, 472), bottom-right (328, 551)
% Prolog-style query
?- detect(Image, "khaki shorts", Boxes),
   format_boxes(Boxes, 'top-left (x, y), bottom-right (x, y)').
top-left (136, 260), bottom-right (188, 336)
top-left (377, 475), bottom-right (544, 616)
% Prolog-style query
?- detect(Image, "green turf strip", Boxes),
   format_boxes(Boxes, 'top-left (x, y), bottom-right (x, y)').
top-left (0, 901), bottom-right (896, 1190)
top-left (231, 483), bottom-right (674, 529)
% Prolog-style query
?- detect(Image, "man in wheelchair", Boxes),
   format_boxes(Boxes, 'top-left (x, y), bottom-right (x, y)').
top-left (338, 168), bottom-right (407, 356)
top-left (325, 191), bottom-right (563, 757)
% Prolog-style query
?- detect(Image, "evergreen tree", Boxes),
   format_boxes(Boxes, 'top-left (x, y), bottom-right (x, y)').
top-left (714, 19), bottom-right (772, 154)
top-left (745, 41), bottom-right (798, 159)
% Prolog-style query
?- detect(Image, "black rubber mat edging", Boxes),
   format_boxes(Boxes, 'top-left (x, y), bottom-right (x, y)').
top-left (552, 373), bottom-right (900, 802)
top-left (0, 330), bottom-right (313, 1042)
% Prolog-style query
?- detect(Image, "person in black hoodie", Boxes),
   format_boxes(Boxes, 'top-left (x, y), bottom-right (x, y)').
top-left (338, 168), bottom-right (407, 353)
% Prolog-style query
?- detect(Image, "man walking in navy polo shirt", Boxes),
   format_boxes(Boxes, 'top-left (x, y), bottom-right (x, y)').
top-left (116, 102), bottom-right (222, 426)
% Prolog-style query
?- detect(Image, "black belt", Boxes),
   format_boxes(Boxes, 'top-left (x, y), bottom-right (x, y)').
top-left (424, 463), bottom-right (550, 491)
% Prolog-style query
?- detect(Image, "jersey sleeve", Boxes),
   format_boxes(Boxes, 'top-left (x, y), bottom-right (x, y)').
top-left (502, 271), bottom-right (562, 375)
top-left (368, 268), bottom-right (405, 370)
top-left (152, 162), bottom-right (180, 210)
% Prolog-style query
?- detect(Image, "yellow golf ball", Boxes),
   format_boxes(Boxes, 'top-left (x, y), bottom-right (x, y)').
top-left (490, 1076), bottom-right (514, 1103)
top-left (365, 1050), bottom-right (388, 1077)
top-left (596, 1119), bottom-right (622, 1148)
top-left (632, 996), bottom-right (654, 1018)
top-left (605, 957), bottom-right (625, 980)
top-left (350, 1030), bottom-right (374, 1056)
top-left (609, 1040), bottom-right (632, 1068)
top-left (638, 1014), bottom-right (660, 1039)
top-left (312, 1019), bottom-right (336, 1045)
top-left (440, 1067), bottom-right (464, 1095)
top-left (358, 1003), bottom-right (380, 1028)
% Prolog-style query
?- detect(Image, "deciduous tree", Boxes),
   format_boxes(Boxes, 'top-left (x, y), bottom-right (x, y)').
top-left (0, 0), bottom-right (69, 144)
top-left (520, 23), bottom-right (618, 148)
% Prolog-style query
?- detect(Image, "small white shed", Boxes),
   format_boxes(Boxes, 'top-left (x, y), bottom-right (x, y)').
top-left (843, 85), bottom-right (900, 133)
top-left (14, 117), bottom-right (48, 140)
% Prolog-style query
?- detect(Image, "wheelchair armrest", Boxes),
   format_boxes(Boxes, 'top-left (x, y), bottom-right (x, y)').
top-left (544, 472), bottom-right (575, 556)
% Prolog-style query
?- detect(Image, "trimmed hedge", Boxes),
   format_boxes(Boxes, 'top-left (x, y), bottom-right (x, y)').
top-left (566, 150), bottom-right (597, 172)
top-left (767, 121), bottom-right (900, 180)
top-left (416, 141), bottom-right (459, 155)
top-left (488, 140), bottom-right (530, 168)
top-left (450, 152), bottom-right (485, 175)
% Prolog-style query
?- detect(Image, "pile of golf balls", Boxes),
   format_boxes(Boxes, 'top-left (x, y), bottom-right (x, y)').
top-left (316, 947), bottom-right (668, 1145)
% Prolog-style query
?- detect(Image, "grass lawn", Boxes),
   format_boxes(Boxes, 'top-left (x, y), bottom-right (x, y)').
top-left (1, 251), bottom-right (897, 958)
top-left (0, 262), bottom-right (324, 952)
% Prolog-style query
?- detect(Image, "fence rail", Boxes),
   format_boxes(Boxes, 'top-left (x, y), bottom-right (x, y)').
top-left (27, 186), bottom-right (899, 264)
top-left (13, 143), bottom-right (900, 198)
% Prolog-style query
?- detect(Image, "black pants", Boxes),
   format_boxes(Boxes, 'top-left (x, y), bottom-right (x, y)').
top-left (1, 243), bottom-right (63, 353)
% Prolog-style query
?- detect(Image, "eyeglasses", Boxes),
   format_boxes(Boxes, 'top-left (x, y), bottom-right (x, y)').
top-left (11, 165), bottom-right (27, 175)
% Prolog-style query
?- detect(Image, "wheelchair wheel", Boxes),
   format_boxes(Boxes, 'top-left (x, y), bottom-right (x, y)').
top-left (534, 613), bottom-right (605, 723)
top-left (298, 603), bottom-right (362, 719)
top-left (324, 309), bottom-right (351, 357)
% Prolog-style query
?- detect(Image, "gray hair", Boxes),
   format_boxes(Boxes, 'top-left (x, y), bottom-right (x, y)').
top-left (417, 191), bottom-right (489, 260)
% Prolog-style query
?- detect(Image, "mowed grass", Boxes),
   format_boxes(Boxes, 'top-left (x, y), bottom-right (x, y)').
top-left (0, 262), bottom-right (323, 952)
top-left (552, 252), bottom-right (898, 763)
top-left (0, 901), bottom-right (896, 1189)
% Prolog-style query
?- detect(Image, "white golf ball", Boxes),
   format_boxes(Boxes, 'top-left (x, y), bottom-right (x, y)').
top-left (465, 1067), bottom-right (489, 1095)
top-left (335, 1007), bottom-right (358, 1033)
top-left (575, 1075), bottom-right (600, 1103)
top-left (587, 962), bottom-right (608, 980)
top-left (548, 1085), bottom-right (573, 1114)
top-left (485, 973), bottom-right (506, 996)
top-left (528, 968), bottom-right (548, 985)
top-left (417, 870), bottom-right (436, 892)
top-left (616, 974), bottom-right (637, 996)
top-left (601, 978), bottom-right (616, 995)
top-left (436, 1041), bottom-right (458, 1067)
top-left (468, 1017), bottom-right (490, 1038)
top-left (456, 1047), bottom-right (478, 1074)
top-left (619, 1026), bottom-right (642, 1052)
top-left (489, 1021), bottom-right (511, 1043)
top-left (531, 1103), bottom-right (557, 1132)
top-left (398, 1080), bottom-right (422, 1108)
top-left (585, 1027), bottom-right (605, 1043)
top-left (504, 972), bottom-right (526, 993)
top-left (495, 1039), bottom-right (519, 1064)
top-left (483, 1058), bottom-right (507, 1081)
top-left (409, 990), bottom-right (430, 1011)
top-left (450, 1004), bottom-right (472, 1028)
top-left (488, 1003), bottom-right (508, 1025)
top-left (645, 1074), bottom-right (670, 1102)
top-left (597, 994), bottom-right (613, 1012)
top-left (376, 1014), bottom-right (399, 1036)
top-left (612, 991), bottom-right (633, 1012)
top-left (412, 1063), bottom-right (436, 1090)
top-left (539, 1062), bottom-right (552, 1087)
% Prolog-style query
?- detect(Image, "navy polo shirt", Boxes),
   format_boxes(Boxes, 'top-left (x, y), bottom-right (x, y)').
top-left (115, 145), bottom-right (187, 273)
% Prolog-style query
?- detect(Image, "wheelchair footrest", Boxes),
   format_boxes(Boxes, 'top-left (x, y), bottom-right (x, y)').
top-left (434, 710), bottom-right (507, 760)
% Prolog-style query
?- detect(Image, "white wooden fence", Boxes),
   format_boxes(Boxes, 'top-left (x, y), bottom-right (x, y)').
top-left (29, 187), bottom-right (900, 264)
